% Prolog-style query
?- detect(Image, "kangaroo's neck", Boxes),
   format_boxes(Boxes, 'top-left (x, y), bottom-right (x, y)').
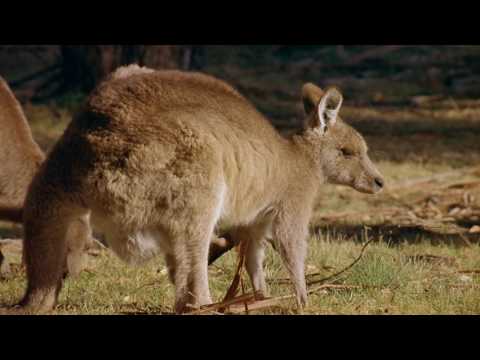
top-left (249, 132), bottom-right (318, 204)
top-left (281, 132), bottom-right (325, 194)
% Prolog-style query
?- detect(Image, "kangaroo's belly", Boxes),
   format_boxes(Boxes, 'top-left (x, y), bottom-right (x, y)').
top-left (89, 211), bottom-right (170, 265)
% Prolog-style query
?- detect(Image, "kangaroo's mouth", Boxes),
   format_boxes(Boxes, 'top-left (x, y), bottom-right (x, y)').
top-left (353, 177), bottom-right (385, 194)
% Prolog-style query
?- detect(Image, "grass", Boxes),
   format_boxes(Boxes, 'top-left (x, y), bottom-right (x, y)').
top-left (2, 234), bottom-right (480, 315)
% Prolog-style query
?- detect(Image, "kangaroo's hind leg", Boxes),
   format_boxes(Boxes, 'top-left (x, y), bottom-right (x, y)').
top-left (168, 222), bottom-right (216, 314)
top-left (166, 194), bottom-right (226, 313)
top-left (65, 213), bottom-right (95, 277)
top-left (20, 192), bottom-right (88, 314)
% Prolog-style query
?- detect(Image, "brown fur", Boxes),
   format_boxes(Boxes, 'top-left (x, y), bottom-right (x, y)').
top-left (0, 76), bottom-right (94, 277)
top-left (19, 65), bottom-right (384, 313)
top-left (0, 76), bottom-right (45, 210)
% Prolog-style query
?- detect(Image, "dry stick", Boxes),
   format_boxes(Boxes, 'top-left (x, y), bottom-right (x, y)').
top-left (307, 238), bottom-right (374, 287)
top-left (458, 269), bottom-right (480, 274)
top-left (91, 238), bottom-right (108, 250)
top-left (188, 293), bottom-right (256, 315)
top-left (217, 239), bottom-right (249, 313)
top-left (131, 280), bottom-right (165, 295)
top-left (240, 274), bottom-right (249, 314)
top-left (227, 294), bottom-right (294, 313)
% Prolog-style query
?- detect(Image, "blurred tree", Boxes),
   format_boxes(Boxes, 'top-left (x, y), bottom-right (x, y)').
top-left (58, 45), bottom-right (198, 94)
top-left (7, 45), bottom-right (206, 101)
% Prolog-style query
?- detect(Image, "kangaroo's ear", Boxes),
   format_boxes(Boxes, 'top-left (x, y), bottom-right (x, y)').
top-left (302, 83), bottom-right (325, 115)
top-left (311, 87), bottom-right (343, 135)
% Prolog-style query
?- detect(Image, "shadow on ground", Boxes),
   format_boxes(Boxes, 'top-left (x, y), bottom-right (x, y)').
top-left (312, 223), bottom-right (479, 247)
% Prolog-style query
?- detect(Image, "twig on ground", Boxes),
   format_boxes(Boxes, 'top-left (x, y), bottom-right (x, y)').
top-left (187, 293), bottom-right (256, 315)
top-left (307, 238), bottom-right (374, 286)
top-left (458, 269), bottom-right (480, 274)
top-left (217, 239), bottom-right (249, 313)
top-left (131, 280), bottom-right (164, 294)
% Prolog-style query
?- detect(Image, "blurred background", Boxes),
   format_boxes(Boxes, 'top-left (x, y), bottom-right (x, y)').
top-left (3, 45), bottom-right (480, 123)
top-left (2, 45), bottom-right (480, 239)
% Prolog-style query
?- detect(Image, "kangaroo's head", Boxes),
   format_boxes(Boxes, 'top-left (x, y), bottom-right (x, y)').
top-left (298, 83), bottom-right (384, 194)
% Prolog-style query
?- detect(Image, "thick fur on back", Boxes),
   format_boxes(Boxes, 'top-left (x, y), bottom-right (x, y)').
top-left (42, 68), bottom-right (297, 234)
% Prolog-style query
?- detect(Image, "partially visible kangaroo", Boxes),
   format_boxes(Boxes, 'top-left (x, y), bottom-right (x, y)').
top-left (0, 76), bottom-right (44, 218)
top-left (0, 76), bottom-right (94, 276)
top-left (19, 65), bottom-right (384, 314)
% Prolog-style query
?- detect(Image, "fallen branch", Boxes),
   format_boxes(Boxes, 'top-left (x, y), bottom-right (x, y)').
top-left (188, 293), bottom-right (256, 315)
top-left (217, 239), bottom-right (249, 313)
top-left (307, 238), bottom-right (374, 286)
top-left (458, 269), bottom-right (480, 274)
top-left (268, 271), bottom-right (330, 285)
top-left (226, 295), bottom-right (290, 314)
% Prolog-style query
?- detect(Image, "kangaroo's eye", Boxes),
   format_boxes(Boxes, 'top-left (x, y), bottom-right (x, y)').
top-left (340, 148), bottom-right (354, 157)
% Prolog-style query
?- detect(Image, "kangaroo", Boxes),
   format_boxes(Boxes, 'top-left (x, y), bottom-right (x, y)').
top-left (0, 76), bottom-right (45, 215)
top-left (0, 74), bottom-right (229, 277)
top-left (0, 76), bottom-right (94, 276)
top-left (18, 64), bottom-right (384, 314)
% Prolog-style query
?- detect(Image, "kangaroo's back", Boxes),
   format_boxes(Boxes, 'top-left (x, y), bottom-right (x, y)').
top-left (79, 68), bottom-right (282, 141)
top-left (53, 67), bottom-right (290, 213)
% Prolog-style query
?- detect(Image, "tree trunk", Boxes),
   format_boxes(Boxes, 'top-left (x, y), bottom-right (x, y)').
top-left (55, 45), bottom-right (198, 96)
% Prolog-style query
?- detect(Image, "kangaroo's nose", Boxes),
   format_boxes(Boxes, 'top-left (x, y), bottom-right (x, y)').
top-left (374, 177), bottom-right (384, 188)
